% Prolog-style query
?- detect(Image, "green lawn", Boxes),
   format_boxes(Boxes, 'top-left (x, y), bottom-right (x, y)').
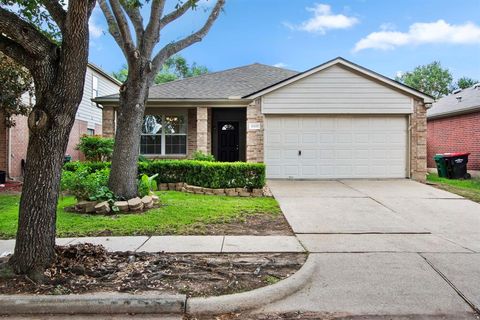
top-left (0, 191), bottom-right (281, 239)
top-left (427, 173), bottom-right (480, 203)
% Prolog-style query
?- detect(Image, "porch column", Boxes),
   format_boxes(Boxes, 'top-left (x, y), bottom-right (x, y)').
top-left (410, 99), bottom-right (428, 182)
top-left (196, 107), bottom-right (209, 154)
top-left (102, 105), bottom-right (116, 138)
top-left (246, 98), bottom-right (264, 162)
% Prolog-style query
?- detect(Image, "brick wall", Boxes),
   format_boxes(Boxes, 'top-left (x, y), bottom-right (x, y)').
top-left (0, 112), bottom-right (7, 174)
top-left (427, 112), bottom-right (480, 170)
top-left (9, 114), bottom-right (29, 178)
top-left (187, 108), bottom-right (197, 158)
top-left (246, 99), bottom-right (264, 162)
top-left (410, 99), bottom-right (428, 182)
top-left (102, 105), bottom-right (116, 138)
top-left (65, 119), bottom-right (89, 161)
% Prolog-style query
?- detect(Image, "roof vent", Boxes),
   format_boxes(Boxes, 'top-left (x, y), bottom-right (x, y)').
top-left (473, 83), bottom-right (480, 90)
top-left (456, 96), bottom-right (462, 103)
top-left (452, 88), bottom-right (462, 94)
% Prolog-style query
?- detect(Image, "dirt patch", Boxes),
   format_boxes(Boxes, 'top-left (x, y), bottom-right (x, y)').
top-left (183, 213), bottom-right (294, 236)
top-left (0, 243), bottom-right (306, 297)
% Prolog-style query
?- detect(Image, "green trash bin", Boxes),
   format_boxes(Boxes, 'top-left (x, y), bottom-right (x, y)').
top-left (434, 154), bottom-right (448, 178)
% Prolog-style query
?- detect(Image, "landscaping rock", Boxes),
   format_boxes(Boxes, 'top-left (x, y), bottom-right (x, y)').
top-left (94, 201), bottom-right (110, 214)
top-left (263, 186), bottom-right (273, 197)
top-left (225, 188), bottom-right (238, 196)
top-left (192, 186), bottom-right (204, 194)
top-left (159, 183), bottom-right (169, 191)
top-left (176, 182), bottom-right (184, 191)
top-left (76, 201), bottom-right (98, 213)
top-left (212, 188), bottom-right (226, 195)
top-left (185, 185), bottom-right (195, 193)
top-left (203, 188), bottom-right (214, 195)
top-left (141, 196), bottom-right (154, 209)
top-left (238, 191), bottom-right (251, 197)
top-left (128, 197), bottom-right (144, 211)
top-left (252, 188), bottom-right (264, 197)
top-left (151, 195), bottom-right (160, 204)
top-left (114, 201), bottom-right (129, 212)
top-left (168, 183), bottom-right (177, 191)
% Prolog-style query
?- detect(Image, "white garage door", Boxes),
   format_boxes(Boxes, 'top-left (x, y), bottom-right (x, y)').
top-left (264, 115), bottom-right (408, 179)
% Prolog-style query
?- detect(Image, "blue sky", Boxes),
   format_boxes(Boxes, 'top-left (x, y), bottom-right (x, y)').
top-left (88, 0), bottom-right (480, 81)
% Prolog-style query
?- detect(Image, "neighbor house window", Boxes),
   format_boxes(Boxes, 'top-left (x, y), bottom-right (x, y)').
top-left (92, 76), bottom-right (98, 98)
top-left (140, 114), bottom-right (187, 155)
top-left (87, 128), bottom-right (95, 136)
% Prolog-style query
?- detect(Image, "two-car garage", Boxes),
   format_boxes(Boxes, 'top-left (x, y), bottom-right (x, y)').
top-left (244, 58), bottom-right (433, 180)
top-left (264, 115), bottom-right (408, 179)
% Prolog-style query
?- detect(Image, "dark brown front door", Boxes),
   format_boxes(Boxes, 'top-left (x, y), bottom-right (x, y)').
top-left (218, 121), bottom-right (239, 162)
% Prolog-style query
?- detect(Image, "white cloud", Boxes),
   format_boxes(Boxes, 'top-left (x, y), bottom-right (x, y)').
top-left (273, 62), bottom-right (288, 68)
top-left (285, 3), bottom-right (359, 34)
top-left (89, 6), bottom-right (104, 39)
top-left (354, 20), bottom-right (480, 52)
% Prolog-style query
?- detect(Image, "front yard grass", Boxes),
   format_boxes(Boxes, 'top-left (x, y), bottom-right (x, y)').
top-left (427, 173), bottom-right (480, 203)
top-left (0, 191), bottom-right (282, 239)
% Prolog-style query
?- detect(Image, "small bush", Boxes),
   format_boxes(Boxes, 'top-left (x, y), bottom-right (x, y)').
top-left (61, 167), bottom-right (110, 200)
top-left (138, 174), bottom-right (158, 197)
top-left (75, 135), bottom-right (114, 162)
top-left (191, 150), bottom-right (215, 162)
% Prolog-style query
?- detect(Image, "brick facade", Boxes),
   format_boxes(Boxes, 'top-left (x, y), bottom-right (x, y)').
top-left (246, 99), bottom-right (264, 163)
top-left (102, 105), bottom-right (116, 138)
top-left (196, 107), bottom-right (209, 154)
top-left (0, 112), bottom-right (7, 175)
top-left (187, 108), bottom-right (197, 158)
top-left (410, 100), bottom-right (428, 182)
top-left (427, 112), bottom-right (480, 170)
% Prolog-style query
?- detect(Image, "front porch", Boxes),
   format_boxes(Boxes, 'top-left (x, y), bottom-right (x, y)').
top-left (102, 102), bottom-right (264, 163)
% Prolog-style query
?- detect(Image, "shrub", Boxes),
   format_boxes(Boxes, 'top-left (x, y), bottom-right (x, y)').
top-left (75, 135), bottom-right (114, 162)
top-left (61, 167), bottom-right (110, 200)
top-left (138, 174), bottom-right (158, 197)
top-left (65, 160), bottom-right (266, 189)
top-left (191, 150), bottom-right (215, 162)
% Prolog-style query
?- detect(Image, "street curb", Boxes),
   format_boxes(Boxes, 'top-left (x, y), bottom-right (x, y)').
top-left (186, 254), bottom-right (316, 315)
top-left (0, 293), bottom-right (186, 315)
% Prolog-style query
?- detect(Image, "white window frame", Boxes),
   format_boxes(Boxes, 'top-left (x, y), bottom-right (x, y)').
top-left (92, 76), bottom-right (99, 98)
top-left (140, 111), bottom-right (188, 156)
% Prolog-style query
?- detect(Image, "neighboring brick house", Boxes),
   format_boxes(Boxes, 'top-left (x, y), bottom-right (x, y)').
top-left (427, 85), bottom-right (480, 171)
top-left (94, 57), bottom-right (433, 181)
top-left (0, 63), bottom-right (120, 180)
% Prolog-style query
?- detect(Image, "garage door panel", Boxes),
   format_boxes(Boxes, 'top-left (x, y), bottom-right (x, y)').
top-left (264, 115), bottom-right (407, 179)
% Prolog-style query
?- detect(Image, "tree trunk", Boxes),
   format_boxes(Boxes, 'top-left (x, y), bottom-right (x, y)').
top-left (108, 74), bottom-right (149, 199)
top-left (9, 102), bottom-right (76, 277)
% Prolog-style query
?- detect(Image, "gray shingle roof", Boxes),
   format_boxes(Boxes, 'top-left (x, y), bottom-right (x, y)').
top-left (428, 85), bottom-right (480, 119)
top-left (97, 63), bottom-right (298, 101)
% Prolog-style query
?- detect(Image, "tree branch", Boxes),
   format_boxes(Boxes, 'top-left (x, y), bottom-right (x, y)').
top-left (120, 1), bottom-right (144, 43)
top-left (0, 7), bottom-right (55, 59)
top-left (143, 0), bottom-right (166, 53)
top-left (108, 0), bottom-right (136, 54)
top-left (42, 0), bottom-right (67, 32)
top-left (97, 0), bottom-right (129, 57)
top-left (151, 0), bottom-right (224, 75)
top-left (159, 0), bottom-right (199, 29)
top-left (0, 35), bottom-right (33, 69)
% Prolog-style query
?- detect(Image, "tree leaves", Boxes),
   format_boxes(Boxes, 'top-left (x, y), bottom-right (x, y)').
top-left (0, 52), bottom-right (33, 127)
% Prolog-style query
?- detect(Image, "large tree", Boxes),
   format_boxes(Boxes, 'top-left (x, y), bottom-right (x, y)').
top-left (98, 0), bottom-right (225, 199)
top-left (0, 0), bottom-right (96, 276)
top-left (112, 54), bottom-right (209, 84)
top-left (396, 61), bottom-right (452, 99)
top-left (0, 52), bottom-right (33, 127)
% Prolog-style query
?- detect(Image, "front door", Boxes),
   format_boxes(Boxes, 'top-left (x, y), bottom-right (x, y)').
top-left (218, 121), bottom-right (239, 162)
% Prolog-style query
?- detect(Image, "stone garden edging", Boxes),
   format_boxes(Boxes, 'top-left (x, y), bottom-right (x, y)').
top-left (159, 182), bottom-right (272, 197)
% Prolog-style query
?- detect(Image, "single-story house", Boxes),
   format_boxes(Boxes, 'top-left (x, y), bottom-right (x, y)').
top-left (94, 57), bottom-right (433, 181)
top-left (427, 84), bottom-right (480, 171)
top-left (0, 63), bottom-right (120, 180)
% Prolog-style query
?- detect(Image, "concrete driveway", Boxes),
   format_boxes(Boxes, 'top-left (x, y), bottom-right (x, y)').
top-left (259, 179), bottom-right (480, 319)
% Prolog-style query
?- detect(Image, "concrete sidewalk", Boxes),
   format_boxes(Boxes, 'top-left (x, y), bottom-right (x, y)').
top-left (0, 235), bottom-right (305, 256)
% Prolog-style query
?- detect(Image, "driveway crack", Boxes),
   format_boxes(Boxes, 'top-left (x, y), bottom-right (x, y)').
top-left (420, 253), bottom-right (480, 315)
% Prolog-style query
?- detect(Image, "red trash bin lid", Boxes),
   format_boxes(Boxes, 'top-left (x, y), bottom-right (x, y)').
top-left (443, 152), bottom-right (470, 157)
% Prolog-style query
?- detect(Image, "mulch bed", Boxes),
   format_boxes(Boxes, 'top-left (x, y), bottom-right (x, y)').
top-left (0, 180), bottom-right (22, 193)
top-left (0, 243), bottom-right (306, 297)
